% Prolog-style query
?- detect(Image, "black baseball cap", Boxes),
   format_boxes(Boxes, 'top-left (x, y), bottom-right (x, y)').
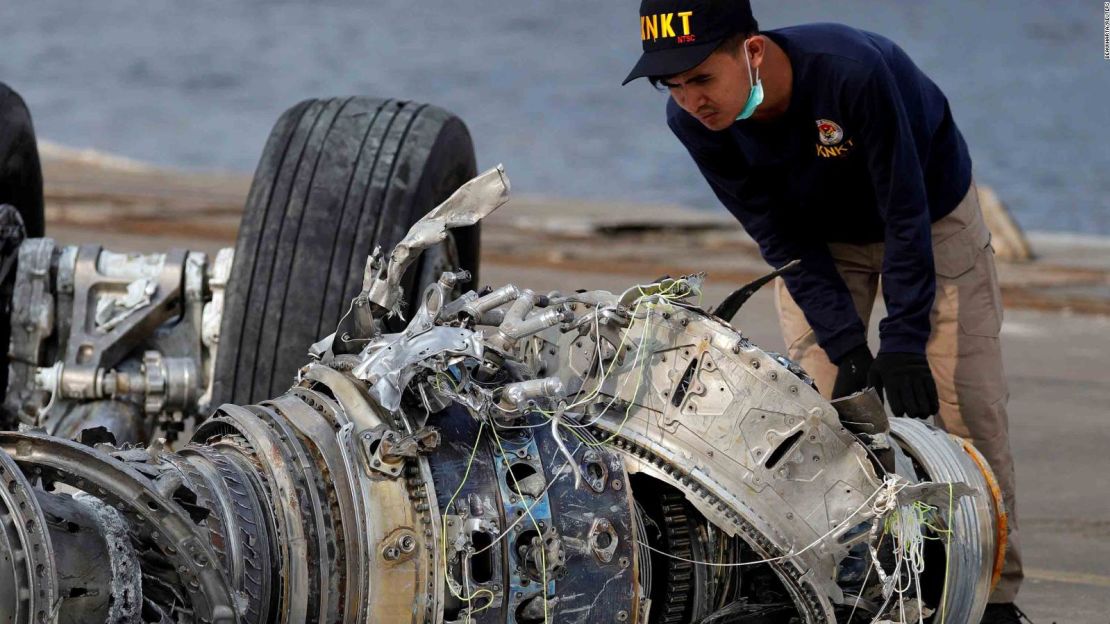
top-left (622, 0), bottom-right (757, 85)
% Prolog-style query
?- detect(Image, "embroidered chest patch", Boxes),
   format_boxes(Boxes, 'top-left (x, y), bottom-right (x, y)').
top-left (815, 119), bottom-right (854, 158)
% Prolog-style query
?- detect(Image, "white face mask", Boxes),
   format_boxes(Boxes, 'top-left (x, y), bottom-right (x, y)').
top-left (735, 38), bottom-right (764, 121)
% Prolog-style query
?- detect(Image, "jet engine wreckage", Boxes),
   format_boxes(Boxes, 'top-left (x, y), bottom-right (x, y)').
top-left (0, 164), bottom-right (1008, 624)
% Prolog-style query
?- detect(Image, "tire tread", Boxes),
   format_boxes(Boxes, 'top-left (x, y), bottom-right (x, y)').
top-left (213, 97), bottom-right (477, 406)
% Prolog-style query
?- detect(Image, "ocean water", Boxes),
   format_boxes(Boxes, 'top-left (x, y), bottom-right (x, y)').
top-left (0, 0), bottom-right (1106, 233)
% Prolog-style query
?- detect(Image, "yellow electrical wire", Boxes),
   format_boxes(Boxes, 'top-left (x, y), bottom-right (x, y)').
top-left (938, 481), bottom-right (954, 624)
top-left (440, 420), bottom-right (496, 619)
top-left (565, 295), bottom-right (647, 410)
top-left (589, 277), bottom-right (699, 445)
top-left (505, 278), bottom-right (964, 624)
top-left (435, 277), bottom-right (702, 622)
top-left (569, 276), bottom-right (691, 411)
top-left (587, 304), bottom-right (656, 447)
top-left (413, 277), bottom-right (696, 621)
top-left (874, 489), bottom-right (958, 623)
top-left (568, 277), bottom-right (696, 446)
top-left (490, 424), bottom-right (551, 624)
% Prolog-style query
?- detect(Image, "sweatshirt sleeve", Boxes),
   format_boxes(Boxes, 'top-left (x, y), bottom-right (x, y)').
top-left (847, 60), bottom-right (936, 355)
top-left (668, 114), bottom-right (868, 363)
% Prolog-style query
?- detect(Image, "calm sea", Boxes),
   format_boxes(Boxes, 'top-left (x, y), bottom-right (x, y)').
top-left (1, 0), bottom-right (1106, 233)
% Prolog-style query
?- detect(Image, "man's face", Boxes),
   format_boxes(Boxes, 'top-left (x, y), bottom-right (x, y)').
top-left (661, 45), bottom-right (752, 131)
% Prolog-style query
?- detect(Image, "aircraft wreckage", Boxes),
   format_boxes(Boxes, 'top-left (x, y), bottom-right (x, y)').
top-left (0, 98), bottom-right (1007, 623)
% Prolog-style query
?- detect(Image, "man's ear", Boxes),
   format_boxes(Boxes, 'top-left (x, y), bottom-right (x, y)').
top-left (748, 36), bottom-right (766, 70)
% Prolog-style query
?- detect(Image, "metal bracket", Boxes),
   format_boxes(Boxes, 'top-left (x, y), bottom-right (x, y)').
top-left (380, 427), bottom-right (441, 461)
top-left (359, 426), bottom-right (440, 478)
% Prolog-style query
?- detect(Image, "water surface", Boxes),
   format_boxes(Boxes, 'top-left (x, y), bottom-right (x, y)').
top-left (1, 0), bottom-right (1106, 232)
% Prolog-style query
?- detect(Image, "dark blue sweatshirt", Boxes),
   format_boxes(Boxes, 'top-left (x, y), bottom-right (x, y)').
top-left (668, 23), bottom-right (972, 363)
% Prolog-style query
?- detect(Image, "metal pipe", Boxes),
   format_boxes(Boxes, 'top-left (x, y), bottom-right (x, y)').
top-left (500, 376), bottom-right (567, 409)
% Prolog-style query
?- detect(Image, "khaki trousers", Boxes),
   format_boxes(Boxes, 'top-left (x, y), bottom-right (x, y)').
top-left (774, 180), bottom-right (1023, 603)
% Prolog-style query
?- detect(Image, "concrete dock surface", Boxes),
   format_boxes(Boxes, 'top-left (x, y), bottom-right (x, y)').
top-left (40, 151), bottom-right (1110, 622)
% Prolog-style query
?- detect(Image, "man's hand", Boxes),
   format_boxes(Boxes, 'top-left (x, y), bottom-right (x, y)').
top-left (867, 352), bottom-right (938, 418)
top-left (832, 344), bottom-right (874, 398)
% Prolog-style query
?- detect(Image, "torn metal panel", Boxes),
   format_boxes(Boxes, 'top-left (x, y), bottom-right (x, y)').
top-left (366, 165), bottom-right (510, 316)
top-left (352, 326), bottom-right (485, 412)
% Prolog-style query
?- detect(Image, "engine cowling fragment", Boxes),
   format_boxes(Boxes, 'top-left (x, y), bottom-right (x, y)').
top-left (0, 166), bottom-right (1004, 623)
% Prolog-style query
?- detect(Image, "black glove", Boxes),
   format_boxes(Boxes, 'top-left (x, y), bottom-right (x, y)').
top-left (832, 343), bottom-right (874, 399)
top-left (867, 352), bottom-right (939, 419)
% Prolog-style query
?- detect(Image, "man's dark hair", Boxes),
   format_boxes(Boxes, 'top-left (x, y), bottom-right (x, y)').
top-left (647, 26), bottom-right (759, 89)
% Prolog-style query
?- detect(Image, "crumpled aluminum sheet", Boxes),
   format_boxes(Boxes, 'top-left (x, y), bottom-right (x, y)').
top-left (367, 164), bottom-right (510, 315)
top-left (351, 326), bottom-right (484, 412)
